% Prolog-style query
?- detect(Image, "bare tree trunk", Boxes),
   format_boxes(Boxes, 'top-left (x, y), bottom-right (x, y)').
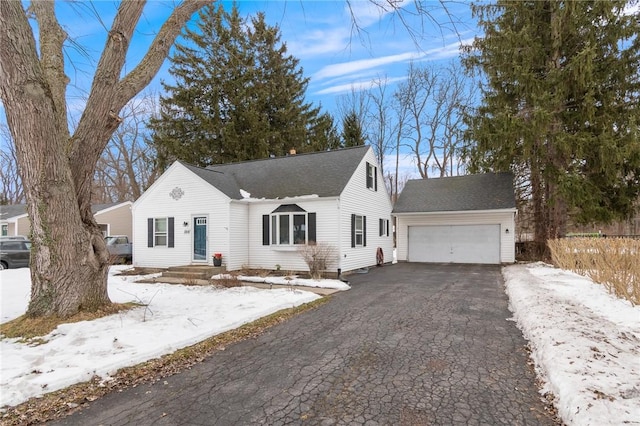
top-left (0, 0), bottom-right (210, 317)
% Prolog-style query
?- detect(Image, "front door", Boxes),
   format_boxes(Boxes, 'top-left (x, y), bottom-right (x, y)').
top-left (193, 216), bottom-right (207, 262)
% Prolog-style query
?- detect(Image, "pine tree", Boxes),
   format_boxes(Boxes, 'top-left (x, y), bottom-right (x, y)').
top-left (342, 110), bottom-right (367, 147)
top-left (463, 0), bottom-right (640, 254)
top-left (150, 4), bottom-right (334, 168)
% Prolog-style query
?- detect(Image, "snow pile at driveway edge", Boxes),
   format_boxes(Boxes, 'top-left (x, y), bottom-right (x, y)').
top-left (503, 262), bottom-right (640, 426)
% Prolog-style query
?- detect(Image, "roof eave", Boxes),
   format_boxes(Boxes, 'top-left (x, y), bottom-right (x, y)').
top-left (392, 208), bottom-right (517, 216)
top-left (230, 195), bottom-right (340, 205)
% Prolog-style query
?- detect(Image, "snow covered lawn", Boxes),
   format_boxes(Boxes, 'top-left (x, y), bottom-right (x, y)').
top-left (505, 262), bottom-right (640, 426)
top-left (0, 266), bottom-right (322, 408)
top-left (2, 262), bottom-right (638, 426)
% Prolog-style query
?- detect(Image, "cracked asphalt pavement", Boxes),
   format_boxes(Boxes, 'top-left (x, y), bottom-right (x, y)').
top-left (50, 263), bottom-right (556, 425)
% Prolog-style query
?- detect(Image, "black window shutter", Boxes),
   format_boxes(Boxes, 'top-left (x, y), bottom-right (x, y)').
top-left (386, 219), bottom-right (390, 237)
top-left (379, 218), bottom-right (383, 236)
top-left (308, 213), bottom-right (316, 243)
top-left (262, 215), bottom-right (270, 245)
top-left (365, 163), bottom-right (369, 187)
top-left (363, 216), bottom-right (367, 246)
top-left (351, 214), bottom-right (356, 248)
top-left (147, 218), bottom-right (153, 247)
top-left (168, 217), bottom-right (175, 248)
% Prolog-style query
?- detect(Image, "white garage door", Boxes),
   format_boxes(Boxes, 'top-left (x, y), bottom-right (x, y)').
top-left (408, 224), bottom-right (500, 264)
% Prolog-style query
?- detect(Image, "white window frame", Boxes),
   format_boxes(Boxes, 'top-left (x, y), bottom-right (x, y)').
top-left (366, 162), bottom-right (376, 190)
top-left (355, 215), bottom-right (364, 246)
top-left (154, 217), bottom-right (168, 247)
top-left (270, 213), bottom-right (307, 246)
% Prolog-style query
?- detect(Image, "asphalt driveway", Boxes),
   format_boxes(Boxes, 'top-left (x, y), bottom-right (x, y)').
top-left (51, 263), bottom-right (556, 425)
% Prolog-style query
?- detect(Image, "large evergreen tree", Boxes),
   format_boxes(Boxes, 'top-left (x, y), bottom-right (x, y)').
top-left (150, 4), bottom-right (334, 168)
top-left (463, 0), bottom-right (640, 253)
top-left (342, 110), bottom-right (367, 147)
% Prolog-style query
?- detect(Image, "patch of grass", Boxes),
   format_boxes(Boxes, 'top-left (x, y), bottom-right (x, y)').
top-left (214, 273), bottom-right (242, 288)
top-left (0, 303), bottom-right (139, 340)
top-left (0, 297), bottom-right (329, 425)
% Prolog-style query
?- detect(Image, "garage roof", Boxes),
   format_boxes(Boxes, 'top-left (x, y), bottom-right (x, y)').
top-left (393, 172), bottom-right (516, 213)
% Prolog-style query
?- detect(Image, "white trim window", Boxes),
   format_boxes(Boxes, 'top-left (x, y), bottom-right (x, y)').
top-left (351, 214), bottom-right (366, 247)
top-left (271, 213), bottom-right (306, 245)
top-left (262, 205), bottom-right (316, 246)
top-left (147, 217), bottom-right (174, 248)
top-left (154, 218), bottom-right (167, 246)
top-left (366, 162), bottom-right (377, 191)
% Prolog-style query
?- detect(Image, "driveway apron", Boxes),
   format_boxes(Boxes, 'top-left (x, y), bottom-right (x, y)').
top-left (51, 263), bottom-right (555, 425)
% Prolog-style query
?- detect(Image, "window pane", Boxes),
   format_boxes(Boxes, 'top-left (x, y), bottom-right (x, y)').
top-left (271, 216), bottom-right (277, 244)
top-left (155, 218), bottom-right (166, 232)
top-left (293, 214), bottom-right (306, 244)
top-left (355, 215), bottom-right (363, 246)
top-left (279, 215), bottom-right (290, 244)
top-left (155, 235), bottom-right (167, 246)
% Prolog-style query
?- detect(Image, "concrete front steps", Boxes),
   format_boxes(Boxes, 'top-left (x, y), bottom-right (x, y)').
top-left (139, 264), bottom-right (225, 285)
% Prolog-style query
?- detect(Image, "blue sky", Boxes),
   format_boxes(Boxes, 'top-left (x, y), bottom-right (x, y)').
top-left (0, 1), bottom-right (479, 181)
top-left (47, 0), bottom-right (478, 119)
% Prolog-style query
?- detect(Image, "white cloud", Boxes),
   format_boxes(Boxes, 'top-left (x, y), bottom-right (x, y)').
top-left (312, 37), bottom-right (474, 83)
top-left (314, 51), bottom-right (420, 80)
top-left (286, 27), bottom-right (352, 58)
top-left (315, 76), bottom-right (406, 95)
top-left (343, 0), bottom-right (412, 28)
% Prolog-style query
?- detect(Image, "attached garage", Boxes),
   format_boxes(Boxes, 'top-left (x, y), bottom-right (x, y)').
top-left (393, 173), bottom-right (516, 265)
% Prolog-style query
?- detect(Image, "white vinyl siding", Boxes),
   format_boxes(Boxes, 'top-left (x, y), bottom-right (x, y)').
top-left (395, 210), bottom-right (516, 264)
top-left (227, 203), bottom-right (249, 271)
top-left (94, 202), bottom-right (133, 240)
top-left (248, 198), bottom-right (339, 273)
top-left (339, 148), bottom-right (394, 271)
top-left (133, 162), bottom-right (231, 268)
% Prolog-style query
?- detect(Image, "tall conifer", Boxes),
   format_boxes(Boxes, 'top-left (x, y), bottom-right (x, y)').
top-left (150, 4), bottom-right (335, 167)
top-left (464, 0), bottom-right (639, 253)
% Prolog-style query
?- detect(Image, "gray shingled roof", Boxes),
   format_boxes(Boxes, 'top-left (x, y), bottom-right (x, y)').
top-left (181, 146), bottom-right (371, 200)
top-left (1, 203), bottom-right (127, 220)
top-left (91, 203), bottom-right (119, 214)
top-left (393, 173), bottom-right (516, 213)
top-left (0, 204), bottom-right (27, 220)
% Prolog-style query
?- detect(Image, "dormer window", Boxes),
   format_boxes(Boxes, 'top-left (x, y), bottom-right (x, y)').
top-left (366, 162), bottom-right (377, 191)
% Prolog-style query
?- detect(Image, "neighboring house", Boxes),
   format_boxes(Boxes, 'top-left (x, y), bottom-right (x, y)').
top-left (0, 202), bottom-right (133, 239)
top-left (0, 204), bottom-right (27, 237)
top-left (393, 173), bottom-right (517, 264)
top-left (92, 202), bottom-right (134, 238)
top-left (132, 146), bottom-right (394, 274)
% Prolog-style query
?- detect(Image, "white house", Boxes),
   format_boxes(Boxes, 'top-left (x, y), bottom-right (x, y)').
top-left (132, 146), bottom-right (394, 274)
top-left (393, 173), bottom-right (517, 264)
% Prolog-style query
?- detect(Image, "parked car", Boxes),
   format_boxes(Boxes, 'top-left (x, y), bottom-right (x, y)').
top-left (0, 239), bottom-right (31, 270)
top-left (105, 235), bottom-right (132, 263)
top-left (0, 235), bottom-right (28, 241)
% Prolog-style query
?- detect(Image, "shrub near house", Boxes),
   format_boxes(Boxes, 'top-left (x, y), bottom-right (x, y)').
top-left (549, 238), bottom-right (640, 305)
